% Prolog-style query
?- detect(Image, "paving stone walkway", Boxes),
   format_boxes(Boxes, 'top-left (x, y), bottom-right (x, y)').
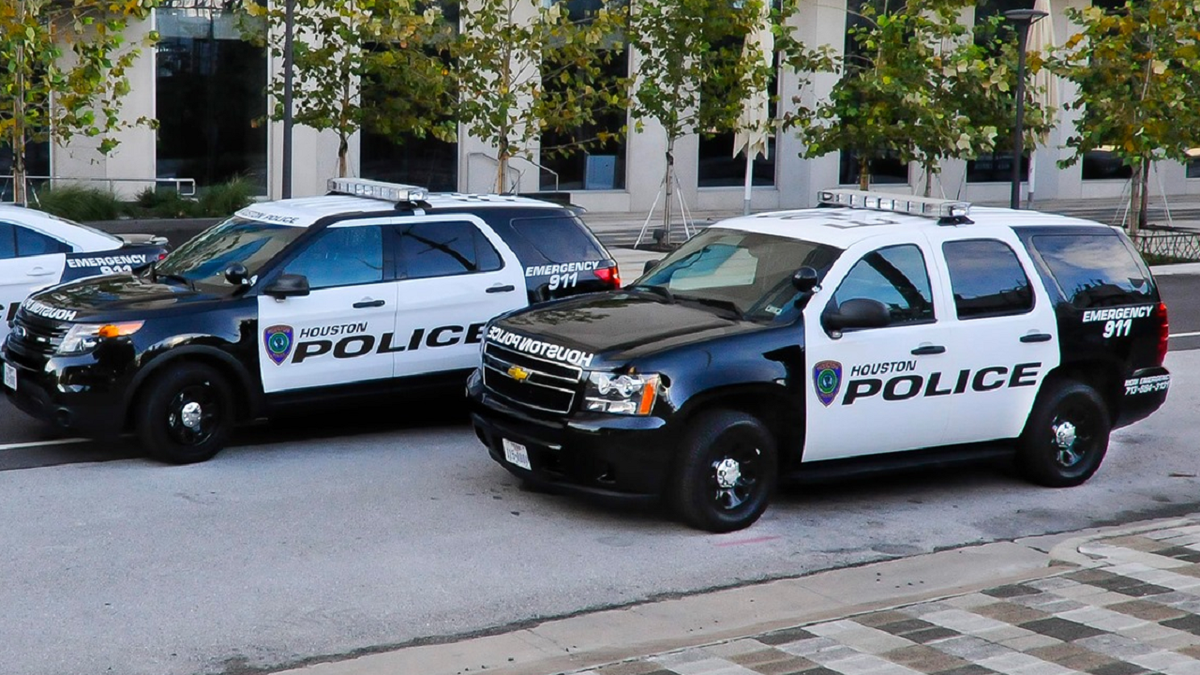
top-left (581, 524), bottom-right (1200, 675)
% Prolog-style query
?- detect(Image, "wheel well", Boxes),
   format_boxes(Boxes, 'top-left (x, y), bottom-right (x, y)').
top-left (1042, 361), bottom-right (1122, 420)
top-left (679, 389), bottom-right (801, 472)
top-left (126, 353), bottom-right (255, 432)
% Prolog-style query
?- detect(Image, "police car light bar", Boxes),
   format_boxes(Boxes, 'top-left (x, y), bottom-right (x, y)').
top-left (328, 178), bottom-right (428, 203)
top-left (818, 189), bottom-right (971, 220)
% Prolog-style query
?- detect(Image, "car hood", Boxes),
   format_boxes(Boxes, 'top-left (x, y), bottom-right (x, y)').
top-left (492, 290), bottom-right (769, 365)
top-left (26, 274), bottom-right (223, 322)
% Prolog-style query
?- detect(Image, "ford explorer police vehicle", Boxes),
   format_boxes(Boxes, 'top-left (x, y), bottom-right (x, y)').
top-left (467, 189), bottom-right (1171, 532)
top-left (0, 204), bottom-right (168, 345)
top-left (2, 179), bottom-right (618, 464)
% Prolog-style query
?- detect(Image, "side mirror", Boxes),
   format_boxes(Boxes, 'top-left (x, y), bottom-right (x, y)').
top-left (791, 266), bottom-right (820, 293)
top-left (822, 298), bottom-right (890, 333)
top-left (263, 274), bottom-right (310, 299)
top-left (643, 259), bottom-right (662, 275)
top-left (224, 263), bottom-right (250, 286)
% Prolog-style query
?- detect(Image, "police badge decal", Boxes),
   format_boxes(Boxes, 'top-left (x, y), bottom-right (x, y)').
top-left (813, 360), bottom-right (842, 407)
top-left (263, 325), bottom-right (294, 365)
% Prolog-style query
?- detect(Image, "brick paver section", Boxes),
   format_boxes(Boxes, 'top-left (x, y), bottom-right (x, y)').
top-left (581, 523), bottom-right (1200, 675)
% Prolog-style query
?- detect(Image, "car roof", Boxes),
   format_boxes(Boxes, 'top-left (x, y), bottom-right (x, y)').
top-left (709, 202), bottom-right (1114, 250)
top-left (0, 203), bottom-right (122, 250)
top-left (234, 192), bottom-right (565, 228)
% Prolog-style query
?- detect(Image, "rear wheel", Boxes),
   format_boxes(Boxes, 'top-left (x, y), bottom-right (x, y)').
top-left (136, 363), bottom-right (234, 465)
top-left (1017, 380), bottom-right (1111, 487)
top-left (669, 410), bottom-right (778, 533)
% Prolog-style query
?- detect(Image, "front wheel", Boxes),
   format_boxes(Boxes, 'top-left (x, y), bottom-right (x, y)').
top-left (1017, 380), bottom-right (1111, 487)
top-left (669, 410), bottom-right (778, 533)
top-left (136, 363), bottom-right (234, 465)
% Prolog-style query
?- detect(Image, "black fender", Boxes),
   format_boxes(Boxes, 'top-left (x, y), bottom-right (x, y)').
top-left (123, 344), bottom-right (263, 427)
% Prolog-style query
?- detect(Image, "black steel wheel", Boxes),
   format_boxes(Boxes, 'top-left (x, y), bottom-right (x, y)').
top-left (1017, 380), bottom-right (1111, 487)
top-left (137, 363), bottom-right (234, 465)
top-left (669, 410), bottom-right (778, 532)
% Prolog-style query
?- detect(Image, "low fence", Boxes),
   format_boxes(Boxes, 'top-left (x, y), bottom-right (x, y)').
top-left (1130, 230), bottom-right (1200, 262)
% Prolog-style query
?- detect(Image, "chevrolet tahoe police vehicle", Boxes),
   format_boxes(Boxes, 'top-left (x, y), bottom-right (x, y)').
top-left (0, 204), bottom-right (168, 345)
top-left (2, 179), bottom-right (618, 464)
top-left (468, 190), bottom-right (1171, 532)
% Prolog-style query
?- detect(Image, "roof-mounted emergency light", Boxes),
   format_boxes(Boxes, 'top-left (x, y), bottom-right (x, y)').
top-left (328, 178), bottom-right (428, 203)
top-left (818, 189), bottom-right (972, 223)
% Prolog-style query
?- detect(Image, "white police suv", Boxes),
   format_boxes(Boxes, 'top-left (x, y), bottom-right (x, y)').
top-left (0, 204), bottom-right (167, 345)
top-left (2, 179), bottom-right (619, 463)
top-left (468, 190), bottom-right (1172, 532)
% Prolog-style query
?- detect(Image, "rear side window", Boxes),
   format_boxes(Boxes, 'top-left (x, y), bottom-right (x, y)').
top-left (0, 223), bottom-right (14, 259)
top-left (397, 220), bottom-right (502, 279)
top-left (942, 239), bottom-right (1034, 319)
top-left (509, 216), bottom-right (606, 263)
top-left (1031, 234), bottom-right (1154, 308)
top-left (15, 224), bottom-right (71, 256)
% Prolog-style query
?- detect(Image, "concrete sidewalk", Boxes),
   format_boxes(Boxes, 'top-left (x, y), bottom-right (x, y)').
top-left (276, 514), bottom-right (1200, 675)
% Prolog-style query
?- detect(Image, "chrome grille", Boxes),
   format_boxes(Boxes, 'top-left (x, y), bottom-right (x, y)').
top-left (482, 341), bottom-right (582, 415)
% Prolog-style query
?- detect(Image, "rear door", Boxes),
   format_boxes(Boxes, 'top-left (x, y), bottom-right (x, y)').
top-left (0, 221), bottom-right (71, 344)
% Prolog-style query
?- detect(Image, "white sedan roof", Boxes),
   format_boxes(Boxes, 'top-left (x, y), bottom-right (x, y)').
top-left (0, 204), bottom-right (122, 251)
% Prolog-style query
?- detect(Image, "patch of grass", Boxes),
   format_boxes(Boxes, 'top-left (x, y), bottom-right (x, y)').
top-left (33, 185), bottom-right (123, 222)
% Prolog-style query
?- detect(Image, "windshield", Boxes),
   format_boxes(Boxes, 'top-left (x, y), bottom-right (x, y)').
top-left (634, 228), bottom-right (841, 321)
top-left (155, 217), bottom-right (305, 287)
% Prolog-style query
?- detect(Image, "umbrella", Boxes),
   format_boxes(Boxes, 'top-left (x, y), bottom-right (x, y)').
top-left (1026, 0), bottom-right (1057, 204)
top-left (733, 0), bottom-right (773, 215)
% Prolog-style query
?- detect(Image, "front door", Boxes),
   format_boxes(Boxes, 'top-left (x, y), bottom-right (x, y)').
top-left (803, 238), bottom-right (952, 462)
top-left (258, 222), bottom-right (397, 393)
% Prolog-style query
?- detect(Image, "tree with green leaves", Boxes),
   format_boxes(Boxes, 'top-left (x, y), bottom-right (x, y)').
top-left (454, 0), bottom-right (623, 194)
top-left (1050, 0), bottom-right (1200, 234)
top-left (241, 0), bottom-right (455, 179)
top-left (1, 0), bottom-right (158, 205)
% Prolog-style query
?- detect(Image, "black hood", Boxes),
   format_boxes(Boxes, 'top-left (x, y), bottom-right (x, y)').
top-left (496, 291), bottom-right (770, 363)
top-left (28, 275), bottom-right (224, 322)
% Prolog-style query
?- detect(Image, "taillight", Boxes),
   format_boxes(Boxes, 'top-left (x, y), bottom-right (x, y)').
top-left (595, 264), bottom-right (621, 289)
top-left (1155, 301), bottom-right (1169, 366)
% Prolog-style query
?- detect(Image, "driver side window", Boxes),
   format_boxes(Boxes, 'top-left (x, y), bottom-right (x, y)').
top-left (833, 244), bottom-right (935, 325)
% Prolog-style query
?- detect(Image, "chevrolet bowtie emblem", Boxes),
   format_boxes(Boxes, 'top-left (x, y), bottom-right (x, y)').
top-left (507, 365), bottom-right (530, 382)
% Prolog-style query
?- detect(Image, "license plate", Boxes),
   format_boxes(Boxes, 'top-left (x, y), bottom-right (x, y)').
top-left (3, 361), bottom-right (15, 391)
top-left (502, 438), bottom-right (531, 470)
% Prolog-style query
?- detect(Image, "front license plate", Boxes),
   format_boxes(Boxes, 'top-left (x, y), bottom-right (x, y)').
top-left (3, 361), bottom-right (16, 391)
top-left (502, 438), bottom-right (531, 470)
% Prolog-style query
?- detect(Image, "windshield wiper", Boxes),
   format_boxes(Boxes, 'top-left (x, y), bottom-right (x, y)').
top-left (673, 294), bottom-right (743, 319)
top-left (159, 273), bottom-right (196, 291)
top-left (631, 284), bottom-right (675, 304)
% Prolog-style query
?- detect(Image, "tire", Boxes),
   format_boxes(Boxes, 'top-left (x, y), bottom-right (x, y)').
top-left (669, 410), bottom-right (778, 533)
top-left (1016, 379), bottom-right (1111, 487)
top-left (136, 363), bottom-right (234, 465)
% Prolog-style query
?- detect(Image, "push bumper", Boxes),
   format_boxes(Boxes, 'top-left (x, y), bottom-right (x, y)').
top-left (467, 372), bottom-right (677, 503)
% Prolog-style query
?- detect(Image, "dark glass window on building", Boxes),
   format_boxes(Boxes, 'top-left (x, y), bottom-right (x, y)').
top-left (966, 0), bottom-right (1030, 183)
top-left (1189, 157), bottom-right (1200, 179)
top-left (839, 151), bottom-right (909, 185)
top-left (156, 1), bottom-right (268, 193)
top-left (1, 140), bottom-right (51, 202)
top-left (839, 0), bottom-right (909, 186)
top-left (538, 52), bottom-right (629, 192)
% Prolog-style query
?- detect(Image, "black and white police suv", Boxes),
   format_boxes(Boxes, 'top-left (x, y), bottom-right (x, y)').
top-left (2, 179), bottom-right (619, 463)
top-left (0, 204), bottom-right (168, 345)
top-left (468, 189), bottom-right (1172, 532)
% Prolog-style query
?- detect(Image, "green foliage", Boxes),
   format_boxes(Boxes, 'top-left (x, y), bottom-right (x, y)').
top-left (33, 184), bottom-right (122, 222)
top-left (1049, 0), bottom-right (1200, 232)
top-left (455, 0), bottom-right (625, 193)
top-left (197, 178), bottom-right (256, 216)
top-left (0, 0), bottom-right (159, 205)
top-left (241, 0), bottom-right (455, 177)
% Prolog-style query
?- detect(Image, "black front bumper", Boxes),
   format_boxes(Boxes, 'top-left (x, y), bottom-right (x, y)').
top-left (467, 372), bottom-right (676, 503)
top-left (2, 348), bottom-right (131, 437)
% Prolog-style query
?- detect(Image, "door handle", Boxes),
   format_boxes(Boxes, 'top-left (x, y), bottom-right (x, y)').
top-left (1020, 332), bottom-right (1052, 343)
top-left (27, 267), bottom-right (56, 277)
top-left (353, 299), bottom-right (385, 309)
top-left (486, 284), bottom-right (516, 294)
top-left (911, 344), bottom-right (946, 355)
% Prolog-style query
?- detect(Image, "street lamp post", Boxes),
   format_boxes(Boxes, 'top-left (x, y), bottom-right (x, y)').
top-left (281, 0), bottom-right (296, 199)
top-left (1003, 8), bottom-right (1048, 210)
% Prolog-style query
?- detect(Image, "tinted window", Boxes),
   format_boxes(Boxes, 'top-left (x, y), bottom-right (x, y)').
top-left (509, 216), bottom-right (605, 263)
top-left (0, 223), bottom-right (14, 259)
top-left (284, 226), bottom-right (384, 290)
top-left (943, 239), bottom-right (1033, 319)
top-left (15, 225), bottom-right (70, 256)
top-left (1032, 234), bottom-right (1153, 308)
top-left (833, 244), bottom-right (934, 324)
top-left (398, 221), bottom-right (502, 280)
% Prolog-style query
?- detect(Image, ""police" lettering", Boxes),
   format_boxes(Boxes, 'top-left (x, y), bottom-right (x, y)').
top-left (291, 322), bottom-right (486, 364)
top-left (843, 363), bottom-right (1041, 405)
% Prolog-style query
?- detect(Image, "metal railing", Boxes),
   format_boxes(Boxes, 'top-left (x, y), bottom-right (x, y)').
top-left (2, 175), bottom-right (198, 204)
top-left (1131, 230), bottom-right (1200, 262)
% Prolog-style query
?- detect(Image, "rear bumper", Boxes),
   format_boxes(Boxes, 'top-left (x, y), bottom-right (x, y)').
top-left (1115, 366), bottom-right (1170, 429)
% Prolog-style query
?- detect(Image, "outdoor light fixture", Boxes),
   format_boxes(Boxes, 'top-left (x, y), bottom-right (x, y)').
top-left (1003, 8), bottom-right (1049, 210)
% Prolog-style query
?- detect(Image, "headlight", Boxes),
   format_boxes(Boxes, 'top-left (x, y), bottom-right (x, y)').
top-left (58, 322), bottom-right (144, 355)
top-left (584, 371), bottom-right (660, 415)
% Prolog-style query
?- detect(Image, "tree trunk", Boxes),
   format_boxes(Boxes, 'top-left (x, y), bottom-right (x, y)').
top-left (923, 164), bottom-right (936, 198)
top-left (1128, 158), bottom-right (1144, 237)
top-left (338, 134), bottom-right (349, 178)
top-left (662, 136), bottom-right (675, 245)
top-left (858, 157), bottom-right (869, 191)
top-left (1137, 159), bottom-right (1151, 233)
top-left (495, 150), bottom-right (508, 194)
top-left (13, 0), bottom-right (28, 206)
